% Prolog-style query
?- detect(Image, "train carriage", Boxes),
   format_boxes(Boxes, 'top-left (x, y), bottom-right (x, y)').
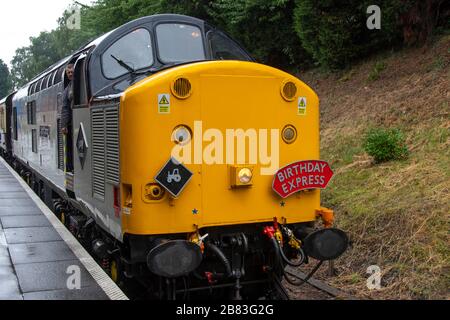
top-left (1, 14), bottom-right (348, 299)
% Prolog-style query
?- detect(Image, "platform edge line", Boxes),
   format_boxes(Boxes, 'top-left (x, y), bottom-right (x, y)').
top-left (0, 157), bottom-right (129, 301)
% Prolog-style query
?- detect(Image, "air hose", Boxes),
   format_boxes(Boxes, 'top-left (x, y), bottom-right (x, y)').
top-left (276, 240), bottom-right (306, 267)
top-left (205, 242), bottom-right (233, 278)
top-left (269, 236), bottom-right (323, 287)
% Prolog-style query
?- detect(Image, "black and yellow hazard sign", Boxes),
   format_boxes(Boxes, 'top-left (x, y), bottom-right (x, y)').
top-left (298, 97), bottom-right (307, 116)
top-left (155, 157), bottom-right (193, 197)
top-left (158, 94), bottom-right (171, 114)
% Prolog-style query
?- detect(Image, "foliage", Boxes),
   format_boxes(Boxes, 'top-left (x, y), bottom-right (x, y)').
top-left (293, 0), bottom-right (405, 69)
top-left (7, 0), bottom-right (449, 88)
top-left (367, 61), bottom-right (387, 81)
top-left (0, 59), bottom-right (13, 98)
top-left (363, 128), bottom-right (409, 163)
top-left (209, 0), bottom-right (311, 69)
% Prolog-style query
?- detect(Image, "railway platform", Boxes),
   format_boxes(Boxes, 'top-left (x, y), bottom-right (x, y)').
top-left (0, 158), bottom-right (128, 300)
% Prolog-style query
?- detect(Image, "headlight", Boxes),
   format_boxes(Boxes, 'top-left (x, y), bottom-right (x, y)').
top-left (238, 168), bottom-right (253, 184)
top-left (230, 166), bottom-right (254, 188)
top-left (172, 125), bottom-right (192, 145)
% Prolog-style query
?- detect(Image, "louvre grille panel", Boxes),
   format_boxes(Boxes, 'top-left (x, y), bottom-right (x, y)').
top-left (91, 108), bottom-right (106, 200)
top-left (105, 106), bottom-right (120, 185)
top-left (57, 119), bottom-right (64, 170)
top-left (91, 103), bottom-right (120, 200)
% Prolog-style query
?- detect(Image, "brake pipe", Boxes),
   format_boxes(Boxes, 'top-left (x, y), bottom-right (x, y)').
top-left (205, 242), bottom-right (233, 277)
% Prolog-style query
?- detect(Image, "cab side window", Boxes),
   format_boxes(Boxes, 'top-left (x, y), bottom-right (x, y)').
top-left (208, 31), bottom-right (252, 61)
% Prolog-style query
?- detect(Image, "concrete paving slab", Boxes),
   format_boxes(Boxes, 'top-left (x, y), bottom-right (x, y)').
top-left (0, 185), bottom-right (25, 192)
top-left (0, 192), bottom-right (30, 199)
top-left (23, 286), bottom-right (109, 300)
top-left (0, 199), bottom-right (38, 207)
top-left (0, 207), bottom-right (43, 216)
top-left (1, 215), bottom-right (51, 228)
top-left (0, 266), bottom-right (23, 300)
top-left (4, 227), bottom-right (62, 244)
top-left (15, 260), bottom-right (97, 293)
top-left (9, 241), bottom-right (77, 265)
top-left (0, 246), bottom-right (11, 266)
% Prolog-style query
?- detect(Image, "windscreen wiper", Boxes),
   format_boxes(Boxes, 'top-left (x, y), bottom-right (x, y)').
top-left (110, 54), bottom-right (136, 74)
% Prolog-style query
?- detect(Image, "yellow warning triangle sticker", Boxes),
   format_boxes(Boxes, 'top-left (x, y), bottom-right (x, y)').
top-left (299, 98), bottom-right (306, 108)
top-left (159, 95), bottom-right (169, 105)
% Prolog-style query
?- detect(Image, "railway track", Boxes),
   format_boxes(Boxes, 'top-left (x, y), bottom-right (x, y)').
top-left (284, 266), bottom-right (354, 300)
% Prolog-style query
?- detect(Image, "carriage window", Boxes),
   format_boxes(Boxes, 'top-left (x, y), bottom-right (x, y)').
top-left (36, 79), bottom-right (43, 93)
top-left (0, 108), bottom-right (5, 131)
top-left (13, 108), bottom-right (18, 140)
top-left (44, 75), bottom-right (50, 89)
top-left (27, 101), bottom-right (36, 125)
top-left (54, 66), bottom-right (64, 85)
top-left (32, 129), bottom-right (38, 153)
top-left (208, 31), bottom-right (251, 61)
top-left (156, 24), bottom-right (205, 63)
top-left (49, 70), bottom-right (57, 87)
top-left (102, 28), bottom-right (153, 79)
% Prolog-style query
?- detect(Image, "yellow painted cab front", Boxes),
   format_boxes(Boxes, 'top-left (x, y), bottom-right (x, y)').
top-left (120, 61), bottom-right (321, 236)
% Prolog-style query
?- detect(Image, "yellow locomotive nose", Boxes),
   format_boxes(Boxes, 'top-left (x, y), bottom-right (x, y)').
top-left (120, 60), bottom-right (320, 235)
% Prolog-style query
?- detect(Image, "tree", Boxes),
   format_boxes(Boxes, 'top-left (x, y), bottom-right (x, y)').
top-left (399, 0), bottom-right (448, 45)
top-left (293, 0), bottom-right (404, 69)
top-left (209, 0), bottom-right (311, 70)
top-left (0, 59), bottom-right (13, 97)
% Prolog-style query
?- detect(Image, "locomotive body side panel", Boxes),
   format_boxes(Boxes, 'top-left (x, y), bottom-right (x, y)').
top-left (72, 101), bottom-right (123, 240)
top-left (12, 83), bottom-right (66, 192)
top-left (0, 98), bottom-right (7, 153)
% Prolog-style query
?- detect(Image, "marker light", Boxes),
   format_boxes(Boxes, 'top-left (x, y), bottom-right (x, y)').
top-left (282, 125), bottom-right (297, 144)
top-left (281, 80), bottom-right (297, 102)
top-left (172, 77), bottom-right (192, 99)
top-left (172, 125), bottom-right (192, 145)
top-left (143, 183), bottom-right (165, 202)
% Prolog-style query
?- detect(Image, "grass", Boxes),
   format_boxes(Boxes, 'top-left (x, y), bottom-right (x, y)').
top-left (320, 120), bottom-right (449, 299)
top-left (303, 35), bottom-right (450, 299)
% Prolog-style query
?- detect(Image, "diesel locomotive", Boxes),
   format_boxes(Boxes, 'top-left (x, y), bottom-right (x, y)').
top-left (0, 14), bottom-right (348, 299)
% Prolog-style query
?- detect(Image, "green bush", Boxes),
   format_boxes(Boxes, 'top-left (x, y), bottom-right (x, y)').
top-left (367, 61), bottom-right (387, 81)
top-left (363, 128), bottom-right (409, 163)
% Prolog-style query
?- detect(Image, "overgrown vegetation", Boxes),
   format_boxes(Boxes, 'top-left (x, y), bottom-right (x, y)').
top-left (302, 35), bottom-right (449, 299)
top-left (293, 0), bottom-right (404, 69)
top-left (2, 0), bottom-right (448, 89)
top-left (367, 61), bottom-right (387, 81)
top-left (363, 128), bottom-right (409, 163)
top-left (0, 59), bottom-right (12, 98)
